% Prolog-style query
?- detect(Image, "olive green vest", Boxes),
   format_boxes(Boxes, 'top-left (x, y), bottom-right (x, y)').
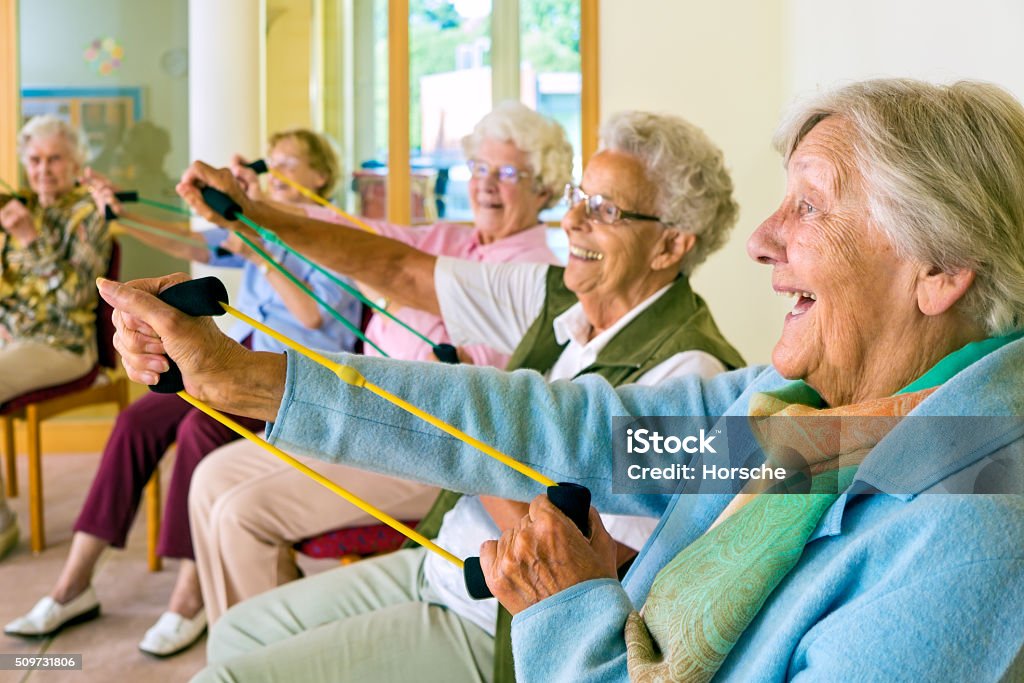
top-left (408, 266), bottom-right (744, 682)
top-left (506, 266), bottom-right (745, 383)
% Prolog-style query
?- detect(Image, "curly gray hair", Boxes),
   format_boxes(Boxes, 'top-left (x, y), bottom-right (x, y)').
top-left (17, 115), bottom-right (90, 168)
top-left (600, 111), bottom-right (738, 275)
top-left (462, 101), bottom-right (574, 209)
top-left (774, 79), bottom-right (1024, 335)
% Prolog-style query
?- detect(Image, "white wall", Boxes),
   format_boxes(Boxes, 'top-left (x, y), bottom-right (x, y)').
top-left (20, 0), bottom-right (190, 176)
top-left (600, 0), bottom-right (791, 366)
top-left (601, 0), bottom-right (1024, 366)
top-left (787, 0), bottom-right (1024, 102)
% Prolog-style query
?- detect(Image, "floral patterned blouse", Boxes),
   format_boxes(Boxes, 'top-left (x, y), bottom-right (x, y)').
top-left (0, 186), bottom-right (110, 355)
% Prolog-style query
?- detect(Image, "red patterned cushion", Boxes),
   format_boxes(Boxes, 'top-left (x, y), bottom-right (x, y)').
top-left (295, 522), bottom-right (419, 559)
top-left (0, 365), bottom-right (101, 415)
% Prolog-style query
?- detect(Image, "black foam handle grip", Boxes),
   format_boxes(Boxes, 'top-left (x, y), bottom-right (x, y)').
top-left (158, 276), bottom-right (230, 317)
top-left (214, 247), bottom-right (232, 258)
top-left (546, 482), bottom-right (591, 537)
top-left (201, 186), bottom-right (243, 221)
top-left (150, 277), bottom-right (231, 394)
top-left (246, 159), bottom-right (269, 175)
top-left (463, 482), bottom-right (592, 600)
top-left (432, 343), bottom-right (460, 365)
top-left (151, 359), bottom-right (186, 394)
top-left (463, 557), bottom-right (489, 600)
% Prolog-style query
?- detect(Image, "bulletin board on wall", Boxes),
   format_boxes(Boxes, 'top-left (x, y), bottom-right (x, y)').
top-left (20, 86), bottom-right (142, 172)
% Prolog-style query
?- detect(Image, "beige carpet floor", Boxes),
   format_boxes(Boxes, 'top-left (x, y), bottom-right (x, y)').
top-left (0, 450), bottom-right (337, 683)
top-left (0, 451), bottom-right (205, 683)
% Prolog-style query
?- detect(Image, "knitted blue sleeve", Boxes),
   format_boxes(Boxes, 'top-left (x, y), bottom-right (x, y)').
top-left (266, 349), bottom-right (773, 516)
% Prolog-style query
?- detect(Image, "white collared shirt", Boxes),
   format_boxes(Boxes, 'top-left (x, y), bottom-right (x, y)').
top-left (436, 258), bottom-right (726, 382)
top-left (429, 257), bottom-right (726, 634)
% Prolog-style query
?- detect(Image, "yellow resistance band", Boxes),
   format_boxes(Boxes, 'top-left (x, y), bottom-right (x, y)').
top-left (177, 391), bottom-right (463, 568)
top-left (268, 169), bottom-right (380, 235)
top-left (220, 301), bottom-right (558, 489)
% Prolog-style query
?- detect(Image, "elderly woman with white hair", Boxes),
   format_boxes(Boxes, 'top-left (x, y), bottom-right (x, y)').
top-left (0, 115), bottom-right (109, 402)
top-left (107, 79), bottom-right (1024, 681)
top-left (180, 101), bottom-right (575, 629)
top-left (0, 116), bottom-right (110, 559)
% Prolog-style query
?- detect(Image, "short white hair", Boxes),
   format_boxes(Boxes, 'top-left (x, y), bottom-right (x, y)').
top-left (775, 79), bottom-right (1024, 335)
top-left (462, 101), bottom-right (573, 209)
top-left (601, 111), bottom-right (738, 275)
top-left (17, 115), bottom-right (89, 167)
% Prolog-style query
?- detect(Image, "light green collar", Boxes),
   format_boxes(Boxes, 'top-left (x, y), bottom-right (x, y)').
top-left (759, 380), bottom-right (825, 409)
top-left (766, 329), bottom-right (1024, 407)
top-left (897, 329), bottom-right (1024, 395)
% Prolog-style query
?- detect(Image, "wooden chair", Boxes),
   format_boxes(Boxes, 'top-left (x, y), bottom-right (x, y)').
top-left (0, 241), bottom-right (132, 554)
top-left (144, 463), bottom-right (163, 571)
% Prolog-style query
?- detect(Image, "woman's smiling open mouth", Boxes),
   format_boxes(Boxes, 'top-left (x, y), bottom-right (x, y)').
top-left (776, 287), bottom-right (817, 317)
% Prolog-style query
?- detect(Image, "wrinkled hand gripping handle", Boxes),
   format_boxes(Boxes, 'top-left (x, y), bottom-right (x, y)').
top-left (150, 277), bottom-right (230, 394)
top-left (463, 482), bottom-right (591, 600)
top-left (201, 186), bottom-right (243, 221)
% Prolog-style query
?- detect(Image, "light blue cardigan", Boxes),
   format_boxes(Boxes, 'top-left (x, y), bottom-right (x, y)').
top-left (267, 339), bottom-right (1024, 682)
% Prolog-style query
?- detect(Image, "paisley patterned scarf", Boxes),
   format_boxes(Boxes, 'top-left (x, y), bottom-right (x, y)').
top-left (623, 385), bottom-right (936, 682)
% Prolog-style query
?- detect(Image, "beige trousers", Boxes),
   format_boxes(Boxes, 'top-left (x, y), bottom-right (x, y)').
top-left (192, 548), bottom-right (493, 683)
top-left (0, 340), bottom-right (96, 403)
top-left (188, 436), bottom-right (439, 623)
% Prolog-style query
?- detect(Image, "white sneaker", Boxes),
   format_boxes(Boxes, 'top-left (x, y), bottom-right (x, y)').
top-left (4, 587), bottom-right (101, 638)
top-left (138, 610), bottom-right (207, 658)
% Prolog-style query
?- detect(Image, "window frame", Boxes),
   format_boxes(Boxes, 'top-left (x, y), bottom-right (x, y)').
top-left (380, 0), bottom-right (598, 224)
top-left (0, 0), bottom-right (19, 184)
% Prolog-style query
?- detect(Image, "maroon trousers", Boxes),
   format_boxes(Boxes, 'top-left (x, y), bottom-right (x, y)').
top-left (73, 391), bottom-right (265, 559)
